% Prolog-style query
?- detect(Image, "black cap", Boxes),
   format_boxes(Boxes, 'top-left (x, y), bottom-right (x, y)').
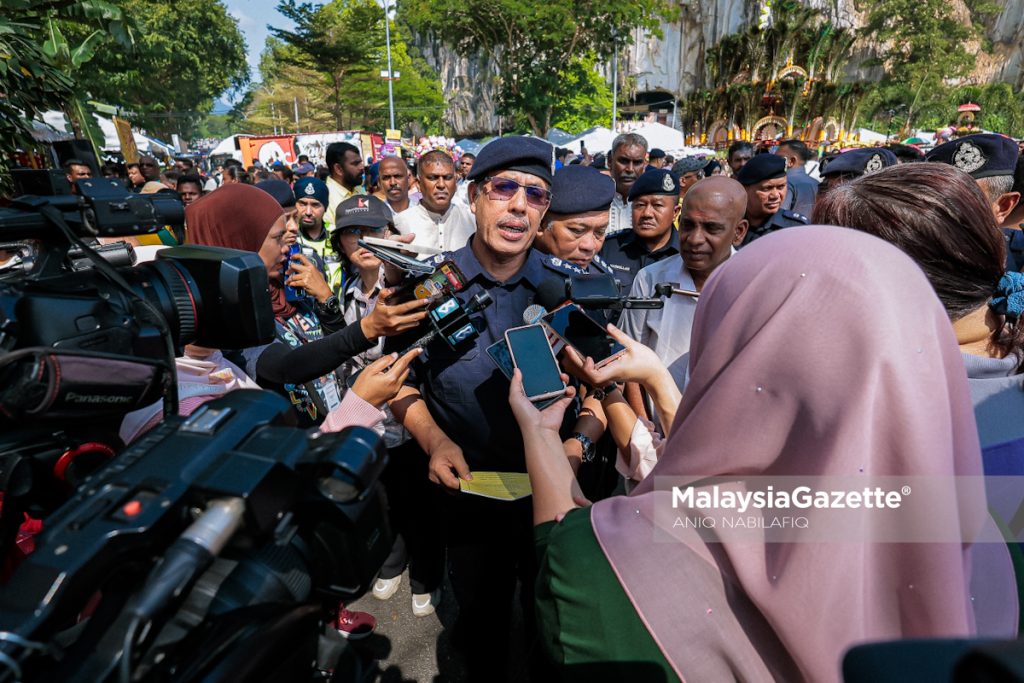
top-left (821, 148), bottom-right (898, 178)
top-left (467, 135), bottom-right (556, 185)
top-left (671, 156), bottom-right (706, 175)
top-left (333, 195), bottom-right (392, 231)
top-left (255, 179), bottom-right (295, 208)
top-left (734, 154), bottom-right (787, 186)
top-left (648, 148), bottom-right (666, 160)
top-left (548, 165), bottom-right (616, 214)
top-left (925, 133), bottom-right (1020, 179)
top-left (627, 168), bottom-right (680, 201)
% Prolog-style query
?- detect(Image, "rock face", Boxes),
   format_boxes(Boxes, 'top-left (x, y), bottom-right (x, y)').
top-left (414, 0), bottom-right (1024, 136)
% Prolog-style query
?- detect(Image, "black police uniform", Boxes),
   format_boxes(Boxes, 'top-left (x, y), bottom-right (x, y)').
top-left (1005, 228), bottom-right (1024, 272)
top-left (741, 208), bottom-right (809, 247)
top-left (391, 240), bottom-right (584, 678)
top-left (600, 228), bottom-right (681, 295)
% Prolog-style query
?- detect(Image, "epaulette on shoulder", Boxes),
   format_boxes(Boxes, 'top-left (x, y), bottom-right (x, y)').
top-left (542, 254), bottom-right (587, 275)
top-left (782, 210), bottom-right (809, 224)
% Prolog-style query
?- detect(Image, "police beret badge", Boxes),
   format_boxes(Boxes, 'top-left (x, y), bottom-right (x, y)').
top-left (304, 183), bottom-right (316, 195)
top-left (952, 141), bottom-right (987, 174)
top-left (662, 173), bottom-right (675, 192)
top-left (864, 153), bottom-right (884, 175)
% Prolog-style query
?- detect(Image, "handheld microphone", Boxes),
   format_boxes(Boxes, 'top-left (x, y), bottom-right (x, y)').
top-left (523, 303), bottom-right (547, 325)
top-left (537, 274), bottom-right (666, 310)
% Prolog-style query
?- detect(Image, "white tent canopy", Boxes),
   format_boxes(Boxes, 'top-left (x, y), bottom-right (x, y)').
top-left (566, 126), bottom-right (616, 154)
top-left (851, 128), bottom-right (888, 144)
top-left (41, 110), bottom-right (175, 156)
top-left (209, 134), bottom-right (248, 160)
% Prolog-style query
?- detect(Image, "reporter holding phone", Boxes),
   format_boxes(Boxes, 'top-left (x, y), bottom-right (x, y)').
top-left (186, 184), bottom-right (427, 428)
top-left (386, 136), bottom-right (588, 679)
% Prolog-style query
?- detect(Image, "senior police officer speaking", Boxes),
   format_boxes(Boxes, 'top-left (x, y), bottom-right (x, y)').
top-left (384, 136), bottom-right (585, 680)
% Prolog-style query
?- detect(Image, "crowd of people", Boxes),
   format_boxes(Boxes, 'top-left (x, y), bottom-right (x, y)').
top-left (56, 129), bottom-right (1024, 681)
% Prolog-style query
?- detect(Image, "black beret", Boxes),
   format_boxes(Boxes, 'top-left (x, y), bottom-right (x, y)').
top-left (548, 165), bottom-right (616, 214)
top-left (671, 156), bottom-right (706, 175)
top-left (255, 179), bottom-right (296, 208)
top-left (467, 135), bottom-right (556, 185)
top-left (820, 148), bottom-right (898, 178)
top-left (925, 133), bottom-right (1020, 179)
top-left (627, 168), bottom-right (680, 201)
top-left (648, 148), bottom-right (666, 160)
top-left (734, 154), bottom-right (787, 186)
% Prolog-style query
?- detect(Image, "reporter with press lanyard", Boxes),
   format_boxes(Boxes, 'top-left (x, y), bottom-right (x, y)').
top-left (184, 183), bottom-right (428, 429)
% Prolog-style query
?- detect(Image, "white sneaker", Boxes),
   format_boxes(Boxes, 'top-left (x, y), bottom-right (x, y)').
top-left (411, 589), bottom-right (441, 617)
top-left (372, 576), bottom-right (401, 601)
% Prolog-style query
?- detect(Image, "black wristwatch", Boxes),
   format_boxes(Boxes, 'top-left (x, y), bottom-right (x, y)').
top-left (591, 383), bottom-right (618, 401)
top-left (572, 432), bottom-right (596, 462)
top-left (316, 294), bottom-right (341, 317)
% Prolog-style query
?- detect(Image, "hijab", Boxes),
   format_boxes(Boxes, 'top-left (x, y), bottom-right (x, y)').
top-left (590, 226), bottom-right (1016, 682)
top-left (185, 183), bottom-right (294, 318)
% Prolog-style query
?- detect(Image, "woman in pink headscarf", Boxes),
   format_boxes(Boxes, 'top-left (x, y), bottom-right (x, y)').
top-left (509, 226), bottom-right (1017, 682)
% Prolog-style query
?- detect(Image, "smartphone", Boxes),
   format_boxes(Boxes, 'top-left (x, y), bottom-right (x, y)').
top-left (540, 303), bottom-right (625, 367)
top-left (358, 238), bottom-right (436, 276)
top-left (283, 244), bottom-right (309, 301)
top-left (485, 339), bottom-right (560, 410)
top-left (504, 324), bottom-right (566, 402)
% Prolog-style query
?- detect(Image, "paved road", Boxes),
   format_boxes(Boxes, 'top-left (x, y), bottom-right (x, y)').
top-left (346, 570), bottom-right (531, 682)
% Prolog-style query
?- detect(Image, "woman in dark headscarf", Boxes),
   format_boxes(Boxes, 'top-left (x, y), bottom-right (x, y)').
top-left (186, 184), bottom-right (426, 428)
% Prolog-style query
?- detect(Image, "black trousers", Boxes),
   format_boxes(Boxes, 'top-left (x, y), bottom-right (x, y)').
top-left (377, 440), bottom-right (445, 595)
top-left (442, 493), bottom-right (537, 681)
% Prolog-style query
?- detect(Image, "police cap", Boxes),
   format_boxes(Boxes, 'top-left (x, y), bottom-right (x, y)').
top-left (467, 135), bottom-right (556, 185)
top-left (734, 154), bottom-right (787, 186)
top-left (925, 133), bottom-right (1020, 179)
top-left (548, 165), bottom-right (616, 214)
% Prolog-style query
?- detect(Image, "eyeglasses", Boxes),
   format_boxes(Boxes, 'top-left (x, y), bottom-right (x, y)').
top-left (339, 225), bottom-right (388, 236)
top-left (481, 176), bottom-right (552, 209)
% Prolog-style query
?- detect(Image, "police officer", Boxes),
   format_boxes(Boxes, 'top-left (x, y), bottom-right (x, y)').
top-left (599, 167), bottom-right (682, 299)
top-left (735, 154), bottom-right (808, 247)
top-left (818, 147), bottom-right (898, 198)
top-left (534, 164), bottom-right (615, 273)
top-left (671, 156), bottom-right (706, 196)
top-left (386, 135), bottom-right (585, 680)
top-left (291, 176), bottom-right (346, 296)
top-left (926, 133), bottom-right (1022, 271)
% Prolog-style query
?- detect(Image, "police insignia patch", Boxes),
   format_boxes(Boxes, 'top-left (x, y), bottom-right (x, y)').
top-left (864, 153), bottom-right (884, 174)
top-left (661, 173), bottom-right (675, 192)
top-left (304, 183), bottom-right (316, 195)
top-left (952, 141), bottom-right (986, 174)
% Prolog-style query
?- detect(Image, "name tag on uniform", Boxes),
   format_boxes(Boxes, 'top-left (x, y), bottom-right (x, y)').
top-left (609, 263), bottom-right (631, 272)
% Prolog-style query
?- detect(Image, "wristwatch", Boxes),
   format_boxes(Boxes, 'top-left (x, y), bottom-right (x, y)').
top-left (591, 383), bottom-right (618, 401)
top-left (316, 294), bottom-right (341, 317)
top-left (572, 432), bottom-right (596, 463)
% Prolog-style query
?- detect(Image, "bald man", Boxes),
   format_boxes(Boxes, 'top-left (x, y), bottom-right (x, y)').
top-left (619, 177), bottom-right (748, 391)
top-left (375, 155), bottom-right (414, 215)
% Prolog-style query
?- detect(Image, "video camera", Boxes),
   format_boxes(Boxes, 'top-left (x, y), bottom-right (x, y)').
top-left (0, 390), bottom-right (391, 683)
top-left (0, 181), bottom-right (391, 680)
top-left (0, 179), bottom-right (275, 430)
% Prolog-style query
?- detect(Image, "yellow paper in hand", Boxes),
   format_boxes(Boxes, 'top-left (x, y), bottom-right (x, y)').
top-left (459, 471), bottom-right (533, 501)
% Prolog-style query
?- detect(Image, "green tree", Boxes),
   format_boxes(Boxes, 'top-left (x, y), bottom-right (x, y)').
top-left (0, 0), bottom-right (130, 190)
top-left (860, 0), bottom-right (977, 131)
top-left (549, 54), bottom-right (613, 134)
top-left (403, 0), bottom-right (675, 136)
top-left (69, 0), bottom-right (248, 139)
top-left (257, 0), bottom-right (444, 134)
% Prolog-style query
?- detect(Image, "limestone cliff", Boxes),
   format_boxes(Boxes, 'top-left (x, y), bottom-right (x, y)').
top-left (412, 0), bottom-right (1024, 136)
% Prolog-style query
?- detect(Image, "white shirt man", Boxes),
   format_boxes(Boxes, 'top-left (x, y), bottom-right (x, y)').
top-left (393, 202), bottom-right (476, 254)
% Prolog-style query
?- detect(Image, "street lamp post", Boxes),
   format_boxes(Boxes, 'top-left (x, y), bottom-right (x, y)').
top-left (611, 29), bottom-right (618, 131)
top-left (383, 0), bottom-right (396, 131)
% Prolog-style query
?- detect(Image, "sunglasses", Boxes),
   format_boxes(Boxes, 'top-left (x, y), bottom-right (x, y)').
top-left (482, 176), bottom-right (552, 209)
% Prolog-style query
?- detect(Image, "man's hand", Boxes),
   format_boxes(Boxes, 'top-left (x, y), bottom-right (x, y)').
top-left (350, 348), bottom-right (422, 407)
top-left (286, 253), bottom-right (333, 303)
top-left (360, 287), bottom-right (429, 339)
top-left (428, 439), bottom-right (472, 490)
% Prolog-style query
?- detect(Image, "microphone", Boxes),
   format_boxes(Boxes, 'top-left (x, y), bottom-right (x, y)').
top-left (523, 303), bottom-right (547, 325)
top-left (537, 274), bottom-right (665, 310)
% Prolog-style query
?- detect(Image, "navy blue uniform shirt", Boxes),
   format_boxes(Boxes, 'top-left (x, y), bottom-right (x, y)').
top-left (740, 209), bottom-right (809, 247)
top-left (394, 240), bottom-right (585, 472)
top-left (598, 229), bottom-right (680, 298)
